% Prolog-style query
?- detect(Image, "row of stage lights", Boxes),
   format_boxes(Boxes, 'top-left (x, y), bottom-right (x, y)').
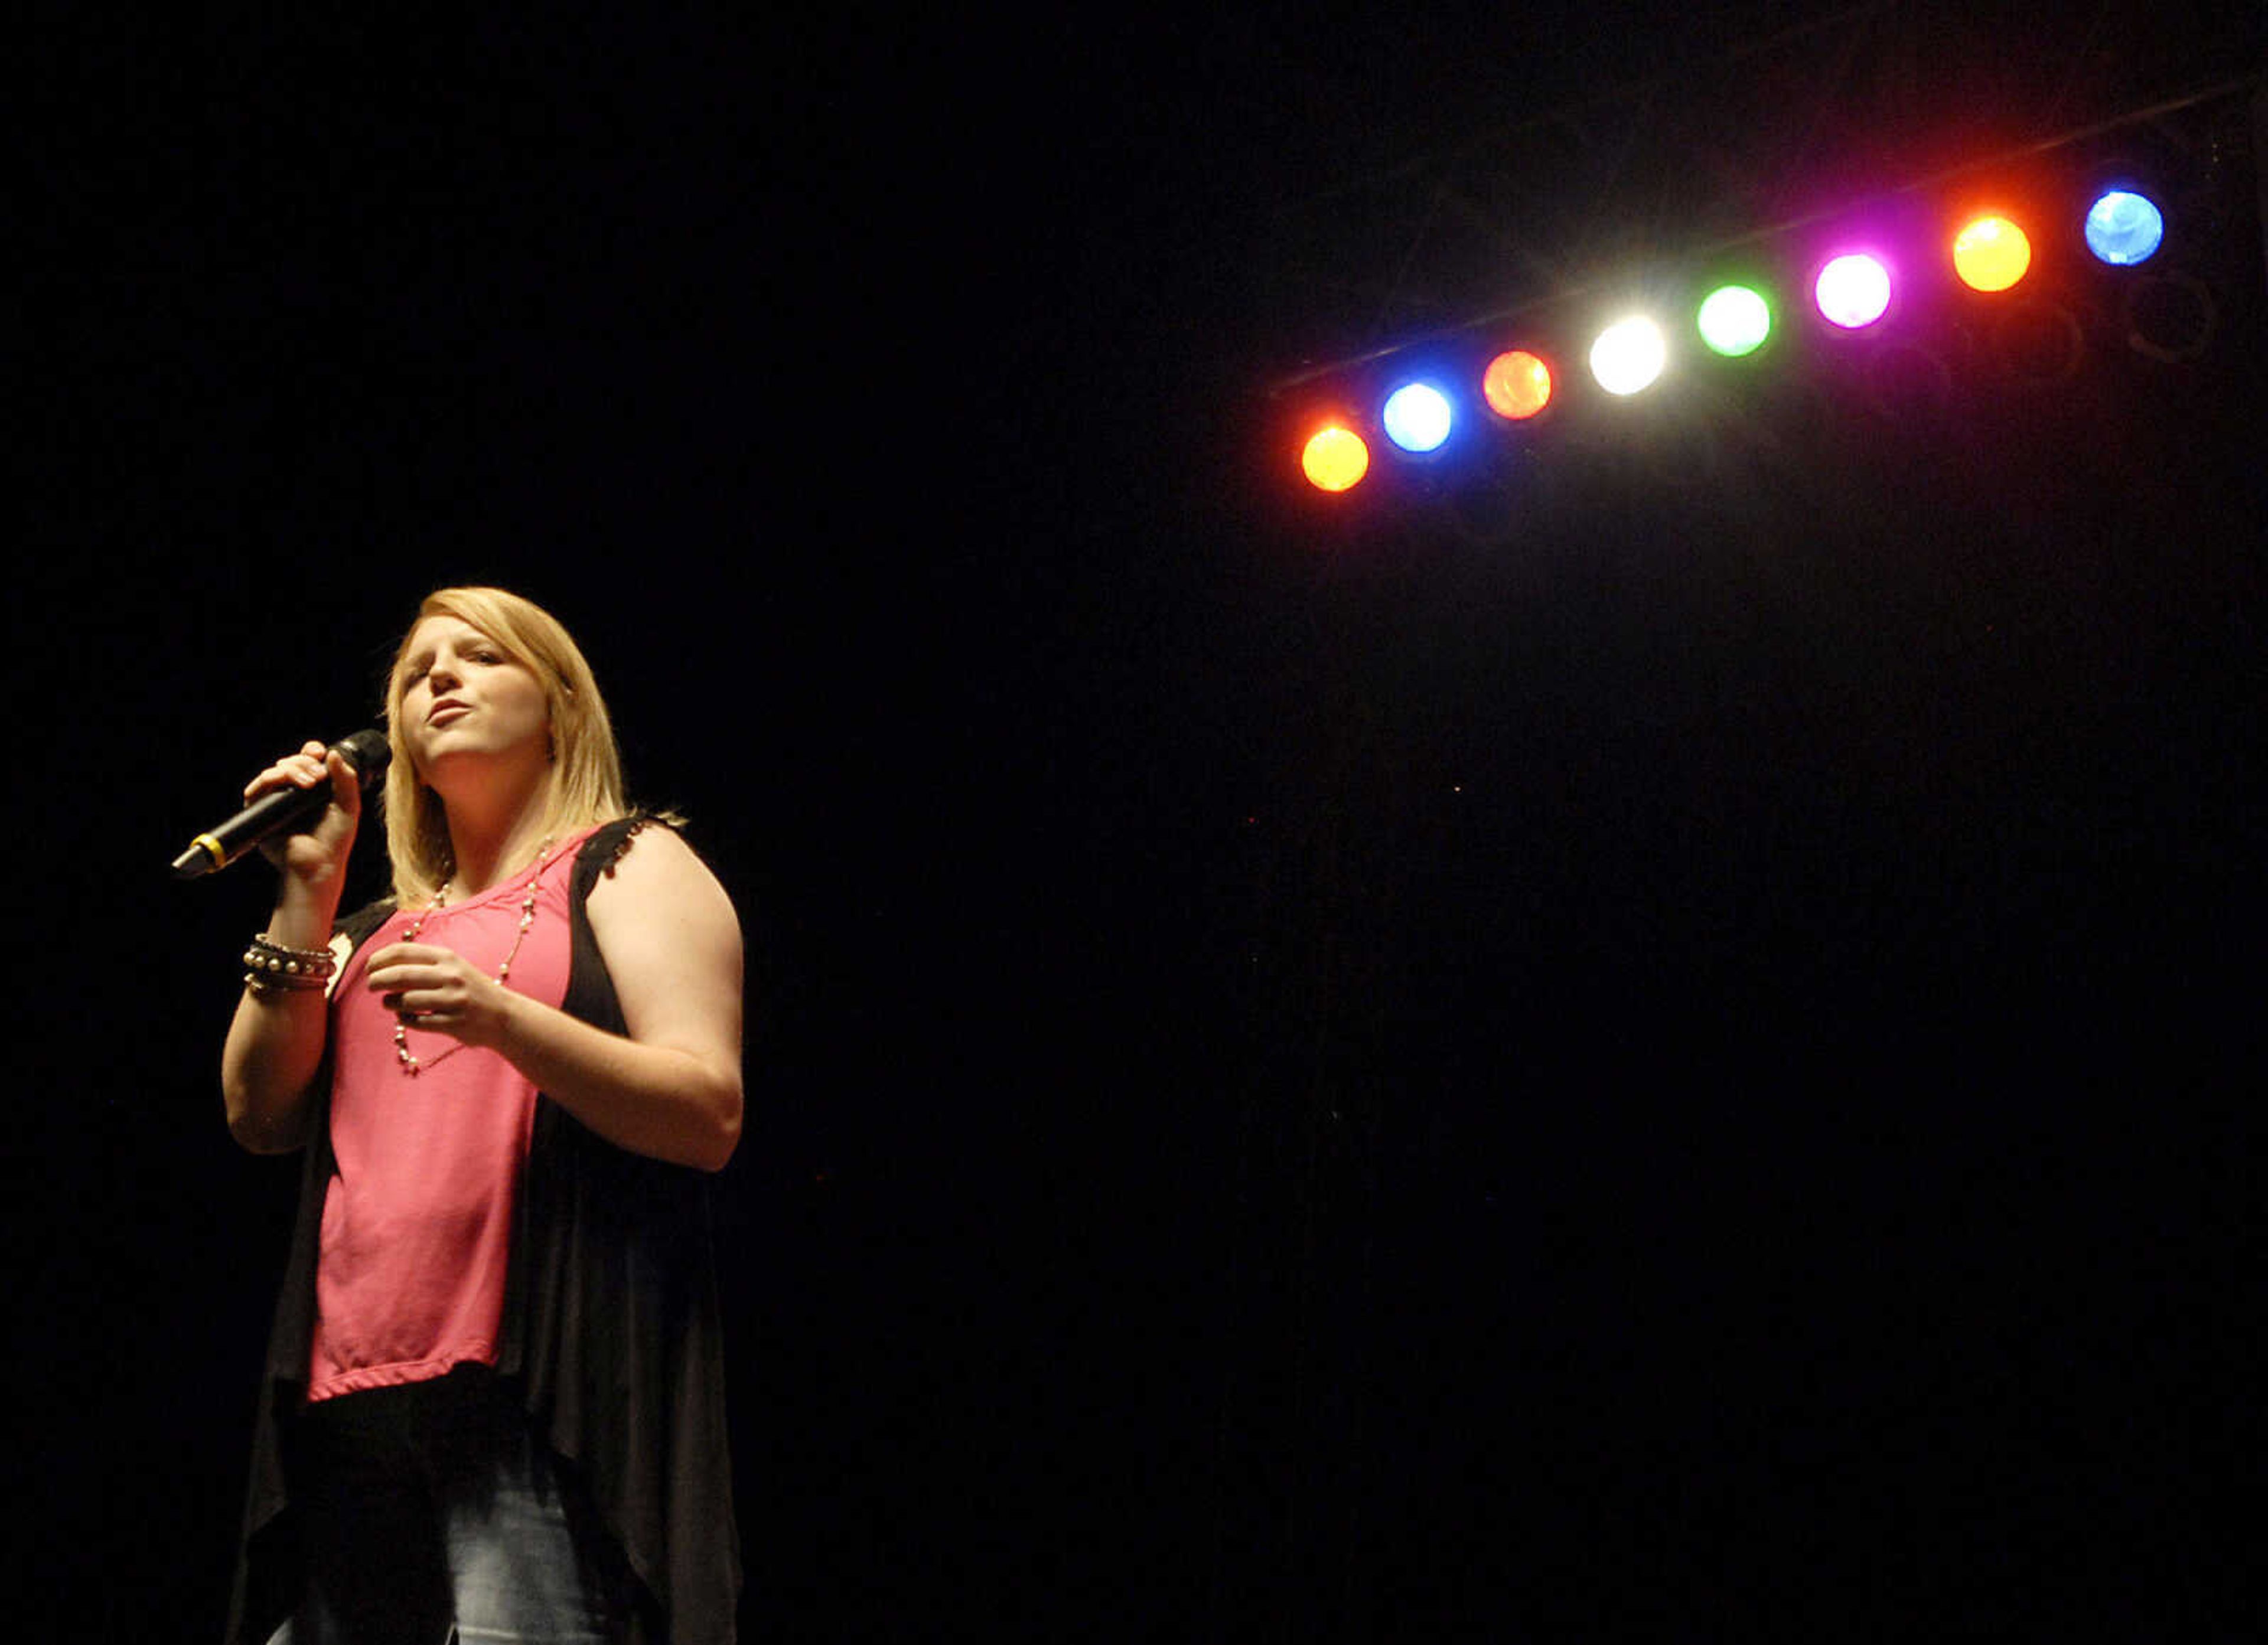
top-left (1299, 185), bottom-right (2174, 494)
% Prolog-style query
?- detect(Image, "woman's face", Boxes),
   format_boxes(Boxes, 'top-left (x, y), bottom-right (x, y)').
top-left (395, 614), bottom-right (553, 783)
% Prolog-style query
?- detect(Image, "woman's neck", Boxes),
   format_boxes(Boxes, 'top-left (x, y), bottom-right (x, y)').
top-left (438, 771), bottom-right (558, 897)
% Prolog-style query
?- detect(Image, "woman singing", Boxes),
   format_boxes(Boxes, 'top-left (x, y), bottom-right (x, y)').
top-left (221, 587), bottom-right (743, 1644)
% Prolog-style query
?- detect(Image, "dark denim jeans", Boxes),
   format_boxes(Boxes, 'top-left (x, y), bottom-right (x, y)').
top-left (269, 1368), bottom-right (630, 1645)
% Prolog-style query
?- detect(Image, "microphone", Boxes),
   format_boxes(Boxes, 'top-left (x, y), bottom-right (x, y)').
top-left (171, 729), bottom-right (392, 879)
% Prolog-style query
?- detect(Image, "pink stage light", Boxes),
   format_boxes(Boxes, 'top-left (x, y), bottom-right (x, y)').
top-left (1814, 253), bottom-right (1893, 329)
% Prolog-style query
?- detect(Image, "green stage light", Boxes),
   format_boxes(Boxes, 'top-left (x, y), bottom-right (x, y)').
top-left (1697, 285), bottom-right (1772, 357)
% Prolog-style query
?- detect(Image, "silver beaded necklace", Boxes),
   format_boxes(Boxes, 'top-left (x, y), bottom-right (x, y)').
top-left (392, 838), bottom-right (556, 1078)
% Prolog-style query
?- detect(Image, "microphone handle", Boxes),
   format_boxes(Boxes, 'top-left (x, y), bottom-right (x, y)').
top-left (171, 730), bottom-right (390, 880)
top-left (172, 785), bottom-right (333, 879)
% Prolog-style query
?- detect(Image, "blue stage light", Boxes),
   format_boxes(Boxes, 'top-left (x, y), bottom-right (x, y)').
top-left (1381, 382), bottom-right (1454, 453)
top-left (2085, 190), bottom-right (2165, 266)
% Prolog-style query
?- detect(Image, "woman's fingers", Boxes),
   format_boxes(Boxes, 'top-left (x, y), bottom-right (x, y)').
top-left (366, 948), bottom-right (456, 1005)
top-left (326, 749), bottom-right (363, 818)
top-left (365, 947), bottom-right (499, 1045)
top-left (243, 740), bottom-right (364, 872)
top-left (243, 742), bottom-right (336, 801)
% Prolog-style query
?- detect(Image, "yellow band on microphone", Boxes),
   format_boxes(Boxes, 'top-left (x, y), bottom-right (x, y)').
top-left (193, 833), bottom-right (226, 870)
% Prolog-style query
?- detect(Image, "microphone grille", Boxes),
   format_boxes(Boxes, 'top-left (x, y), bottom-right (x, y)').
top-left (332, 729), bottom-right (393, 785)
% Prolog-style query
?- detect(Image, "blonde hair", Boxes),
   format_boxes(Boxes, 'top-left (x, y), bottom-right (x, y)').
top-left (380, 586), bottom-right (628, 905)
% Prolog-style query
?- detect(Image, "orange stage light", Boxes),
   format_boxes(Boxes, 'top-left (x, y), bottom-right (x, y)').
top-left (1953, 214), bottom-right (2032, 293)
top-left (1481, 350), bottom-right (1553, 420)
top-left (1301, 425), bottom-right (1370, 493)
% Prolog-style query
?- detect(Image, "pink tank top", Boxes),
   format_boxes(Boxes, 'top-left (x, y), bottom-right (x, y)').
top-left (307, 825), bottom-right (602, 1403)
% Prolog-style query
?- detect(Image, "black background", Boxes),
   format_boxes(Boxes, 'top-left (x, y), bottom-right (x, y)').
top-left (19, 5), bottom-right (2267, 1639)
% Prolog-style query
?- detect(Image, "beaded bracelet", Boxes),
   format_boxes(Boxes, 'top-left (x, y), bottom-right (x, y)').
top-left (242, 934), bottom-right (337, 996)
